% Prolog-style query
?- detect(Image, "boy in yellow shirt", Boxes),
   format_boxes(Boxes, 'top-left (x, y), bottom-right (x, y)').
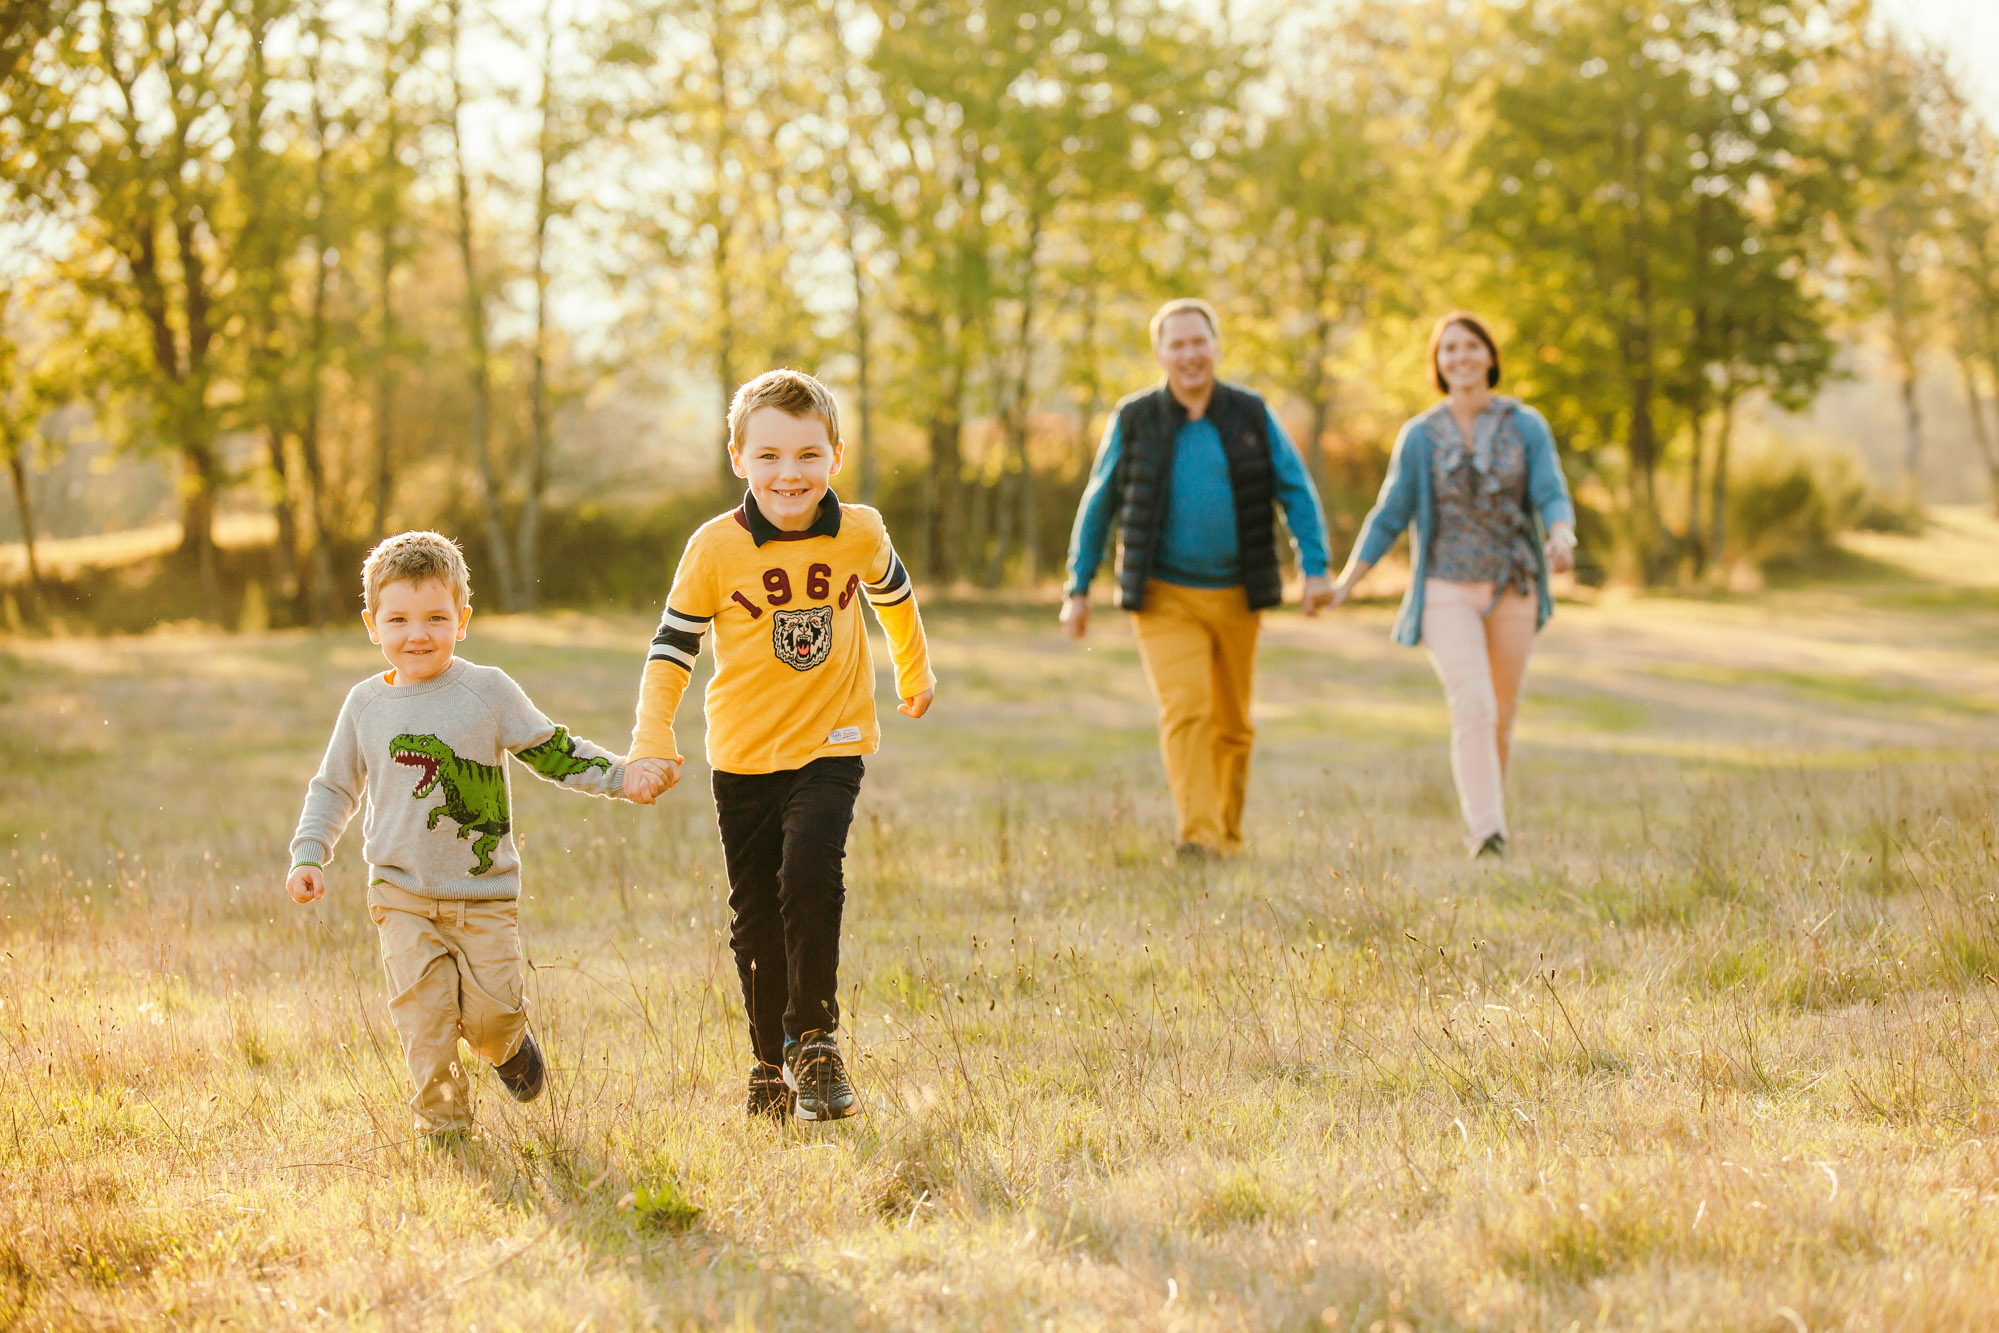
top-left (623, 369), bottom-right (934, 1121)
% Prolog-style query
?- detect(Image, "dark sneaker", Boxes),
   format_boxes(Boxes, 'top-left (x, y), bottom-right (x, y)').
top-left (1173, 841), bottom-right (1221, 865)
top-left (783, 1031), bottom-right (858, 1122)
top-left (747, 1061), bottom-right (793, 1119)
top-left (1474, 832), bottom-right (1507, 860)
top-left (494, 1032), bottom-right (546, 1103)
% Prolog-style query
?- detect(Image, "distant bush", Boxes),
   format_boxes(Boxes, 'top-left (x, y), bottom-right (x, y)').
top-left (1724, 441), bottom-right (1879, 568)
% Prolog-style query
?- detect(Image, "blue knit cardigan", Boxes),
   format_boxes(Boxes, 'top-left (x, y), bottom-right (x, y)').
top-left (1351, 398), bottom-right (1577, 647)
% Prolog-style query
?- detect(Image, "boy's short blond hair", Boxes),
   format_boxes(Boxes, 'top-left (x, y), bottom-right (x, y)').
top-left (361, 531), bottom-right (472, 615)
top-left (1148, 297), bottom-right (1220, 348)
top-left (727, 369), bottom-right (841, 455)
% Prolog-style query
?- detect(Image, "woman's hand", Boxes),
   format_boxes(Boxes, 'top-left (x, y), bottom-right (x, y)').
top-left (1546, 522), bottom-right (1577, 576)
top-left (1327, 561), bottom-right (1371, 610)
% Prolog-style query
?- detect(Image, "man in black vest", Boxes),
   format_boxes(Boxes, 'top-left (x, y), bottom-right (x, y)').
top-left (1062, 298), bottom-right (1333, 857)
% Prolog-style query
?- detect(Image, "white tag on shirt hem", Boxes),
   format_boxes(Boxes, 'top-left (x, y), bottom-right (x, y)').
top-left (827, 725), bottom-right (863, 745)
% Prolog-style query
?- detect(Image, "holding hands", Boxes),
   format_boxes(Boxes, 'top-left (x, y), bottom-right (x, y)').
top-left (623, 756), bottom-right (683, 805)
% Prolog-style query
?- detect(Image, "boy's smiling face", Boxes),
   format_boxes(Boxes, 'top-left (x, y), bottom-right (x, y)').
top-left (732, 406), bottom-right (844, 532)
top-left (364, 578), bottom-right (471, 684)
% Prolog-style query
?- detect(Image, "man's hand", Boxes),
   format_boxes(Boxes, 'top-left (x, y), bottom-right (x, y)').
top-left (1300, 575), bottom-right (1334, 616)
top-left (287, 864), bottom-right (325, 904)
top-left (898, 688), bottom-right (934, 719)
top-left (623, 756), bottom-right (682, 805)
top-left (1060, 593), bottom-right (1091, 640)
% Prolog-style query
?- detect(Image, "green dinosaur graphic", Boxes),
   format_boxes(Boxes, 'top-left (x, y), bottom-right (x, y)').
top-left (391, 734), bottom-right (510, 876)
top-left (518, 727), bottom-right (611, 782)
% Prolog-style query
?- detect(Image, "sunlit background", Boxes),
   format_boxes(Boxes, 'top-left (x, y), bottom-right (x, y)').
top-left (2, 0), bottom-right (1997, 623)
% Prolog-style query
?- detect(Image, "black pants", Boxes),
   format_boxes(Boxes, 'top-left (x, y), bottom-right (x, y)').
top-left (712, 756), bottom-right (864, 1066)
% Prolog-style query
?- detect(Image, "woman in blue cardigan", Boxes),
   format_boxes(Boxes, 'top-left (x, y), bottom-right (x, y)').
top-left (1330, 313), bottom-right (1578, 857)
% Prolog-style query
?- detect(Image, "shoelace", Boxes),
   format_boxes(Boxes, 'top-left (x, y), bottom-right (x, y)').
top-left (800, 1043), bottom-right (848, 1096)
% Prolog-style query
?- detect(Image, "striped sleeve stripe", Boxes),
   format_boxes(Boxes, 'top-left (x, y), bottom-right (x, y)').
top-left (646, 643), bottom-right (697, 672)
top-left (660, 607), bottom-right (711, 634)
top-left (651, 623), bottom-right (702, 653)
top-left (647, 605), bottom-right (708, 673)
top-left (865, 555), bottom-right (912, 605)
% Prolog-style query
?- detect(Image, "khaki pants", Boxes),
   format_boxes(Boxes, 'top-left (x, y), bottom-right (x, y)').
top-left (1130, 580), bottom-right (1262, 853)
top-left (1420, 579), bottom-right (1537, 843)
top-left (367, 881), bottom-right (529, 1133)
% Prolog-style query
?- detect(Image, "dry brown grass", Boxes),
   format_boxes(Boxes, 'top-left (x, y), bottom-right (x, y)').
top-left (3, 517), bottom-right (1998, 1330)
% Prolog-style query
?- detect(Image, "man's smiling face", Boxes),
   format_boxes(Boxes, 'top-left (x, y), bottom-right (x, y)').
top-left (1154, 310), bottom-right (1219, 401)
top-left (732, 406), bottom-right (844, 531)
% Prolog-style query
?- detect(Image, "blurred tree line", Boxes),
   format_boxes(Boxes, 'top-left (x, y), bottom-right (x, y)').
top-left (3, 0), bottom-right (1998, 624)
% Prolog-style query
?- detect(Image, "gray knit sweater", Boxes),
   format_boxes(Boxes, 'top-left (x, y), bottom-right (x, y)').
top-left (289, 657), bottom-right (628, 900)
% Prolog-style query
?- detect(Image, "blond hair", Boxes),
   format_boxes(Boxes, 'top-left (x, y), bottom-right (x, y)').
top-left (361, 530), bottom-right (471, 615)
top-left (1148, 297), bottom-right (1220, 348)
top-left (727, 368), bottom-right (841, 455)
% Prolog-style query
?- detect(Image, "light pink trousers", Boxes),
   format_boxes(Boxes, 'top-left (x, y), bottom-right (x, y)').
top-left (1421, 579), bottom-right (1538, 843)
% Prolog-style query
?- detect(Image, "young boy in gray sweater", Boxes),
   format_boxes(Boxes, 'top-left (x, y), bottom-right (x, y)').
top-left (287, 531), bottom-right (629, 1141)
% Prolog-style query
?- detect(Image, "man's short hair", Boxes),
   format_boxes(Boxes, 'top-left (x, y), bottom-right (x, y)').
top-left (362, 530), bottom-right (471, 615)
top-left (727, 368), bottom-right (841, 454)
top-left (1148, 298), bottom-right (1220, 348)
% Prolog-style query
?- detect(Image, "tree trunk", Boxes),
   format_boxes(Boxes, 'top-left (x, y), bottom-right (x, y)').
top-left (371, 0), bottom-right (405, 538)
top-left (262, 425), bottom-right (299, 599)
top-left (1004, 214), bottom-right (1043, 586)
top-left (7, 448), bottom-right (40, 598)
top-left (1622, 116), bottom-right (1661, 574)
top-left (1956, 346), bottom-right (1999, 516)
top-left (1682, 410), bottom-right (1706, 582)
top-left (240, 0), bottom-right (297, 602)
top-left (1302, 234), bottom-right (1337, 500)
top-left (516, 0), bottom-right (558, 613)
top-left (1682, 202), bottom-right (1712, 583)
top-left (848, 210), bottom-right (876, 505)
top-left (449, 0), bottom-right (519, 612)
top-left (299, 25), bottom-right (338, 626)
top-left (1707, 387), bottom-right (1738, 580)
top-left (180, 465), bottom-right (220, 620)
top-left (925, 361), bottom-right (965, 585)
top-left (708, 20), bottom-right (740, 494)
top-left (1897, 361), bottom-right (1923, 504)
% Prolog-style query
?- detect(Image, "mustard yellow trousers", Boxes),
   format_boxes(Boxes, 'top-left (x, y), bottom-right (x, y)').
top-left (1130, 580), bottom-right (1262, 853)
top-left (367, 881), bottom-right (530, 1133)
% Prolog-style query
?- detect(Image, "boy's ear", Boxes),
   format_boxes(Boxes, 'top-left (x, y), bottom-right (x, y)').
top-left (727, 448), bottom-right (747, 480)
top-left (362, 610), bottom-right (381, 645)
top-left (457, 604), bottom-right (473, 640)
top-left (829, 437), bottom-right (846, 475)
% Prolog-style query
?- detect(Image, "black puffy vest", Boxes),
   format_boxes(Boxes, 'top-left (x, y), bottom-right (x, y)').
top-left (1112, 381), bottom-right (1283, 612)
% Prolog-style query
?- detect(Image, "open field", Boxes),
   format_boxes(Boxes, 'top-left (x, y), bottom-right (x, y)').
top-left (4, 512), bottom-right (1999, 1330)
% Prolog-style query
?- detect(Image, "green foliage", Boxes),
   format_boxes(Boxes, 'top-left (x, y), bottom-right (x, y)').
top-left (1725, 439), bottom-right (1877, 567)
top-left (630, 1178), bottom-right (701, 1232)
top-left (2, 0), bottom-right (1990, 612)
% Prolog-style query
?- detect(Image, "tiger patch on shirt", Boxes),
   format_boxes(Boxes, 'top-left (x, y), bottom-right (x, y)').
top-left (772, 605), bottom-right (834, 670)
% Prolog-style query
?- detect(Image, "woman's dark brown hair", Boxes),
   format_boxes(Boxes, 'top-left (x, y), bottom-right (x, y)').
top-left (1427, 312), bottom-right (1501, 394)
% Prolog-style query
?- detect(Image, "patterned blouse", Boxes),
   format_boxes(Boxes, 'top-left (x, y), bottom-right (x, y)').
top-left (1427, 397), bottom-right (1538, 598)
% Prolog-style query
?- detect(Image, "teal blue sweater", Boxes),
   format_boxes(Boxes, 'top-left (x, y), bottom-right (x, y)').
top-left (1065, 402), bottom-right (1330, 595)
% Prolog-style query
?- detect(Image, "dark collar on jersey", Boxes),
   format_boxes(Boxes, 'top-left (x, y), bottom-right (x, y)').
top-left (736, 488), bottom-right (843, 545)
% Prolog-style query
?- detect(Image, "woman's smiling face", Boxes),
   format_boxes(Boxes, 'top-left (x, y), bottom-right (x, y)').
top-left (1435, 322), bottom-right (1494, 392)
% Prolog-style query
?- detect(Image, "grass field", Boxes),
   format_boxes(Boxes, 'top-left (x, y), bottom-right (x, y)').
top-left (4, 511), bottom-right (1999, 1331)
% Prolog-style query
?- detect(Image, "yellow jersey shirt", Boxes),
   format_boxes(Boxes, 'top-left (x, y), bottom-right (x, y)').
top-left (630, 492), bottom-right (935, 775)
